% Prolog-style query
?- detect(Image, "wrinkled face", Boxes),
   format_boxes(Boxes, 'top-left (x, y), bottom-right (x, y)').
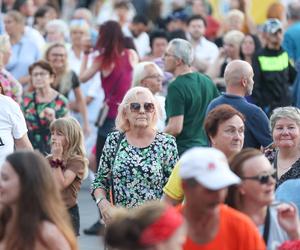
top-left (141, 65), bottom-right (163, 94)
top-left (31, 66), bottom-right (53, 89)
top-left (156, 224), bottom-right (187, 250)
top-left (163, 46), bottom-right (179, 74)
top-left (241, 35), bottom-right (255, 57)
top-left (239, 155), bottom-right (275, 206)
top-left (0, 162), bottom-right (20, 207)
top-left (188, 19), bottom-right (206, 40)
top-left (210, 115), bottom-right (244, 158)
top-left (124, 92), bottom-right (155, 129)
top-left (152, 38), bottom-right (168, 58)
top-left (273, 117), bottom-right (300, 149)
top-left (47, 46), bottom-right (67, 70)
top-left (46, 25), bottom-right (64, 43)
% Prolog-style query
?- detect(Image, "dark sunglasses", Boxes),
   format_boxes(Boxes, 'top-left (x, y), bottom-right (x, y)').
top-left (129, 102), bottom-right (155, 113)
top-left (241, 171), bottom-right (276, 184)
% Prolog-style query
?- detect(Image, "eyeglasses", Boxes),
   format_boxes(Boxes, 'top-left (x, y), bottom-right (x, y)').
top-left (143, 74), bottom-right (163, 80)
top-left (129, 102), bottom-right (155, 113)
top-left (31, 72), bottom-right (50, 78)
top-left (163, 52), bottom-right (177, 58)
top-left (241, 171), bottom-right (276, 184)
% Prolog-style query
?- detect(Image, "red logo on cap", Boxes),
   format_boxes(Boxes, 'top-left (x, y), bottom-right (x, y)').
top-left (208, 162), bottom-right (216, 170)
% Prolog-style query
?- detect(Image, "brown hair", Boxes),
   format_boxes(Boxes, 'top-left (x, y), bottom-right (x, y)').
top-left (105, 201), bottom-right (168, 250)
top-left (226, 148), bottom-right (263, 209)
top-left (5, 10), bottom-right (25, 25)
top-left (29, 60), bottom-right (56, 78)
top-left (204, 104), bottom-right (245, 141)
top-left (0, 150), bottom-right (77, 250)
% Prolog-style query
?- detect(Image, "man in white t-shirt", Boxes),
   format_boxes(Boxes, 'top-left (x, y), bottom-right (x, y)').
top-left (0, 94), bottom-right (32, 167)
top-left (187, 15), bottom-right (219, 73)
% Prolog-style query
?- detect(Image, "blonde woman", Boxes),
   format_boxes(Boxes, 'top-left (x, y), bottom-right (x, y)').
top-left (45, 42), bottom-right (90, 135)
top-left (48, 117), bottom-right (88, 236)
top-left (0, 34), bottom-right (22, 103)
top-left (92, 87), bottom-right (178, 224)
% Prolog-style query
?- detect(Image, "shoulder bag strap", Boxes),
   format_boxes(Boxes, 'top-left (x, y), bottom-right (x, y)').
top-left (263, 206), bottom-right (271, 245)
top-left (110, 132), bottom-right (125, 205)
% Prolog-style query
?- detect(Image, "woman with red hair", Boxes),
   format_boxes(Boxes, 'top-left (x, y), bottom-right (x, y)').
top-left (79, 20), bottom-right (138, 235)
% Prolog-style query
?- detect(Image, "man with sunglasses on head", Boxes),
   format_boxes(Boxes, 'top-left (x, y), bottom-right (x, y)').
top-left (179, 147), bottom-right (266, 250)
top-left (163, 38), bottom-right (219, 156)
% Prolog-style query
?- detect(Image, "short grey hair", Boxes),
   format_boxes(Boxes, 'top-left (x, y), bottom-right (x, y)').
top-left (168, 38), bottom-right (194, 66)
top-left (224, 30), bottom-right (245, 47)
top-left (287, 2), bottom-right (300, 20)
top-left (46, 19), bottom-right (70, 42)
top-left (270, 106), bottom-right (300, 132)
top-left (132, 62), bottom-right (163, 86)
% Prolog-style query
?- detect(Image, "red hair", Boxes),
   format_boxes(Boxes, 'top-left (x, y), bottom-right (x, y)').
top-left (95, 20), bottom-right (125, 70)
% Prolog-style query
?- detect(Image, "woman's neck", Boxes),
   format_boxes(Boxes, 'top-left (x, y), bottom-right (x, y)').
top-left (9, 33), bottom-right (22, 45)
top-left (240, 200), bottom-right (267, 226)
top-left (279, 147), bottom-right (300, 159)
top-left (72, 45), bottom-right (82, 58)
top-left (36, 86), bottom-right (53, 98)
top-left (126, 128), bottom-right (156, 147)
top-left (244, 55), bottom-right (252, 64)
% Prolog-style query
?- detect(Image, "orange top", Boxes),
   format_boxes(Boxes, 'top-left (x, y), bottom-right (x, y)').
top-left (180, 204), bottom-right (266, 250)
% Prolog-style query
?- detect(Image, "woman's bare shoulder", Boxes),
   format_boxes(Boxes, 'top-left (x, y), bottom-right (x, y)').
top-left (39, 221), bottom-right (71, 250)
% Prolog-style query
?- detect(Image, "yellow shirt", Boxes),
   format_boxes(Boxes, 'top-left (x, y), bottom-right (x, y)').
top-left (163, 162), bottom-right (184, 201)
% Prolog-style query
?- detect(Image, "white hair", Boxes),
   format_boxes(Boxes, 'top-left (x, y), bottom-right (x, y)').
top-left (132, 62), bottom-right (163, 86)
top-left (46, 19), bottom-right (70, 42)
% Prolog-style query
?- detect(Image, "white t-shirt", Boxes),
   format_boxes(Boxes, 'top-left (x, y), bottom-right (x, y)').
top-left (0, 95), bottom-right (28, 167)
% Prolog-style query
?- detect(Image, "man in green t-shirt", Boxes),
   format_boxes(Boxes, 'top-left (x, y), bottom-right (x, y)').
top-left (163, 38), bottom-right (219, 155)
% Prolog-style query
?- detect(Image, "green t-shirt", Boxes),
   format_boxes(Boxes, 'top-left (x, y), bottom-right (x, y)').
top-left (165, 72), bottom-right (219, 155)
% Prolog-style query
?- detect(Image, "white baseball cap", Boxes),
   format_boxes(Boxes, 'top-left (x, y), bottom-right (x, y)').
top-left (179, 147), bottom-right (240, 190)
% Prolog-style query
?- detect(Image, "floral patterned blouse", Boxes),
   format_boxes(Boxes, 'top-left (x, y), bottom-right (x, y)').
top-left (92, 131), bottom-right (178, 208)
top-left (21, 91), bottom-right (68, 154)
top-left (0, 68), bottom-right (22, 103)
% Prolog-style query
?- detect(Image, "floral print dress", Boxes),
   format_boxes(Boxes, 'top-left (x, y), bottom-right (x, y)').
top-left (0, 68), bottom-right (22, 103)
top-left (92, 131), bottom-right (178, 208)
top-left (22, 92), bottom-right (68, 154)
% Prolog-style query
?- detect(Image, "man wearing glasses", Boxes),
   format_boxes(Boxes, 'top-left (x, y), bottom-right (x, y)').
top-left (163, 38), bottom-right (219, 156)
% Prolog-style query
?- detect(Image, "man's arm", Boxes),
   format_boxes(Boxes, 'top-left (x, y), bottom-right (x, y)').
top-left (164, 115), bottom-right (184, 137)
top-left (14, 134), bottom-right (33, 150)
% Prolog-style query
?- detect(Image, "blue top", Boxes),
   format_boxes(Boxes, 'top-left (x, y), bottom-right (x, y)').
top-left (5, 36), bottom-right (41, 80)
top-left (0, 13), bottom-right (4, 35)
top-left (283, 21), bottom-right (300, 62)
top-left (207, 93), bottom-right (272, 148)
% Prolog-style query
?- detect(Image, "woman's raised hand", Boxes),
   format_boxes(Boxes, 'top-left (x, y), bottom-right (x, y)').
top-left (51, 140), bottom-right (63, 160)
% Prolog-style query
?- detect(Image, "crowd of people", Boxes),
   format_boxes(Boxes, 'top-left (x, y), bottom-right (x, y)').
top-left (1, 0), bottom-right (300, 250)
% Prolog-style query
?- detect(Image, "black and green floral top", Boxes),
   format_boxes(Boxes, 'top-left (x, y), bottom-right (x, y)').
top-left (92, 131), bottom-right (178, 208)
top-left (21, 91), bottom-right (68, 155)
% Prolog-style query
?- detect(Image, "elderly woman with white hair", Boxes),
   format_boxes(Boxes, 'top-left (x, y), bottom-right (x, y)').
top-left (0, 34), bottom-right (22, 103)
top-left (133, 61), bottom-right (166, 131)
top-left (266, 107), bottom-right (300, 188)
top-left (91, 86), bottom-right (178, 224)
top-left (207, 30), bottom-right (245, 90)
top-left (45, 19), bottom-right (70, 46)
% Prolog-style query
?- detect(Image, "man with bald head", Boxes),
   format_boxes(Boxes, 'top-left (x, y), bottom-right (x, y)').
top-left (206, 60), bottom-right (272, 149)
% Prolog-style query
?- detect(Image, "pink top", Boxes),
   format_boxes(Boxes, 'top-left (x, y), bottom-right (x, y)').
top-left (101, 49), bottom-right (133, 119)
